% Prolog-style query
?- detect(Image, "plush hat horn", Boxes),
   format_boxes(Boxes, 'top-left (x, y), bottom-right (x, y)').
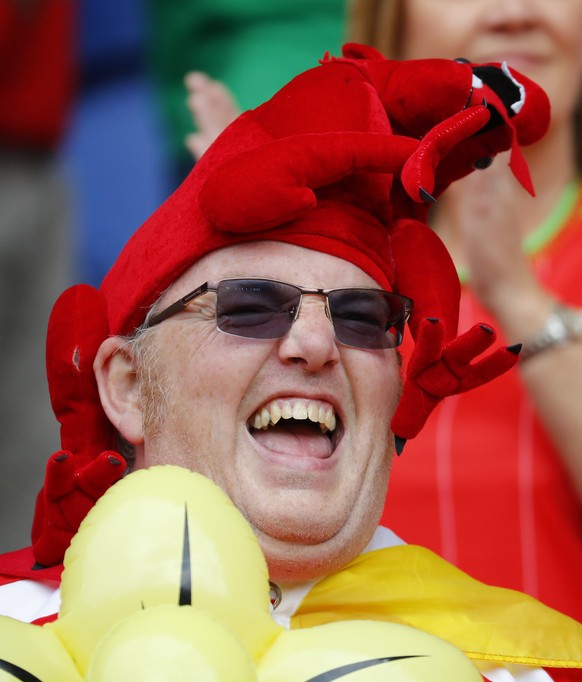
top-left (32, 44), bottom-right (550, 565)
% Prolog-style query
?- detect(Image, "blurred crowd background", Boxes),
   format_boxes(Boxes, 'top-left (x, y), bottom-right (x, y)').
top-left (1, 0), bottom-right (169, 555)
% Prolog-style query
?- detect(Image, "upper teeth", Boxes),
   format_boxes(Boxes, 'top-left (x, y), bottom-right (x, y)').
top-left (251, 399), bottom-right (337, 433)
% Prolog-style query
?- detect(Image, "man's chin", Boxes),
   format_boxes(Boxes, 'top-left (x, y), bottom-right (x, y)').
top-left (251, 515), bottom-right (369, 584)
top-left (250, 509), bottom-right (345, 546)
top-left (263, 536), bottom-right (361, 584)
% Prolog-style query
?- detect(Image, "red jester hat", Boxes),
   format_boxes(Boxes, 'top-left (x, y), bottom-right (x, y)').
top-left (32, 44), bottom-right (550, 567)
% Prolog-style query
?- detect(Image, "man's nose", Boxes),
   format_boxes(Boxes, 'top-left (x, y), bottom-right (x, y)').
top-left (277, 295), bottom-right (340, 370)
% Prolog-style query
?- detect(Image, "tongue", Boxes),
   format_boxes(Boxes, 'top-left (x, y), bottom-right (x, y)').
top-left (253, 422), bottom-right (333, 459)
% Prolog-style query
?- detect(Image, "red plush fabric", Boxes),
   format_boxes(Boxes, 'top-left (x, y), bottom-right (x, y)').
top-left (31, 286), bottom-right (125, 567)
top-left (100, 46), bottom-right (549, 338)
top-left (0, 546), bottom-right (62, 582)
top-left (44, 285), bottom-right (118, 464)
top-left (35, 45), bottom-right (551, 565)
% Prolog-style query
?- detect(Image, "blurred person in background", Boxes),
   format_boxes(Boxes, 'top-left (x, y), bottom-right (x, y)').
top-left (0, 0), bottom-right (75, 552)
top-left (349, 0), bottom-right (582, 621)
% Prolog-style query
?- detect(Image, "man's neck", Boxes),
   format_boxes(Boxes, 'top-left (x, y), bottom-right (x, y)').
top-left (270, 526), bottom-right (404, 628)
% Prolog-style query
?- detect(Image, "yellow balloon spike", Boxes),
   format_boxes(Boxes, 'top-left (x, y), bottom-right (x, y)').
top-left (0, 616), bottom-right (81, 682)
top-left (257, 620), bottom-right (483, 681)
top-left (49, 466), bottom-right (281, 675)
top-left (85, 605), bottom-right (258, 682)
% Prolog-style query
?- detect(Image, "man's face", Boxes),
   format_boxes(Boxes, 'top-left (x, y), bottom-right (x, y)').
top-left (133, 241), bottom-right (401, 582)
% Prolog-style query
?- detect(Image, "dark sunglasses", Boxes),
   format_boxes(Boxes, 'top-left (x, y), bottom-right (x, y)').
top-left (146, 278), bottom-right (413, 350)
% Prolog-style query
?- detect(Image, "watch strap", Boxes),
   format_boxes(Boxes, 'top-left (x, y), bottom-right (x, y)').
top-left (520, 304), bottom-right (582, 361)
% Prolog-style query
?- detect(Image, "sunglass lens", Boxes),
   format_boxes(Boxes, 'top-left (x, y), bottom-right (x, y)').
top-left (216, 279), bottom-right (300, 339)
top-left (328, 289), bottom-right (406, 349)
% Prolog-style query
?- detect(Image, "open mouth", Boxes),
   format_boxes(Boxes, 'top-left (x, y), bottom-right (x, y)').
top-left (247, 398), bottom-right (341, 460)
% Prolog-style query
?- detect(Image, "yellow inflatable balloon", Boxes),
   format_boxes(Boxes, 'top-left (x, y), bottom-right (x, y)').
top-left (86, 605), bottom-right (258, 682)
top-left (257, 620), bottom-right (483, 681)
top-left (0, 615), bottom-right (81, 682)
top-left (49, 466), bottom-right (280, 675)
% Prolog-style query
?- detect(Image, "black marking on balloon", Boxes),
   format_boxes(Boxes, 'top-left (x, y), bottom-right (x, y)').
top-left (179, 504), bottom-right (192, 605)
top-left (305, 655), bottom-right (426, 681)
top-left (0, 659), bottom-right (44, 682)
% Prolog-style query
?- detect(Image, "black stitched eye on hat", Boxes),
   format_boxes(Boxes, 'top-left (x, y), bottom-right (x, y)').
top-left (473, 156), bottom-right (494, 170)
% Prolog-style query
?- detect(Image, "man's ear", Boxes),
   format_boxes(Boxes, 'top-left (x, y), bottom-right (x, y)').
top-left (94, 336), bottom-right (144, 446)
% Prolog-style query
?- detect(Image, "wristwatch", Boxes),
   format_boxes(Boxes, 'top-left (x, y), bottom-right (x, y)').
top-left (520, 304), bottom-right (582, 362)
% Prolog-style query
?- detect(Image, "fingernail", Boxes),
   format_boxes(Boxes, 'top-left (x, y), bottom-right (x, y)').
top-left (419, 187), bottom-right (436, 203)
top-left (395, 435), bottom-right (407, 455)
top-left (507, 343), bottom-right (522, 355)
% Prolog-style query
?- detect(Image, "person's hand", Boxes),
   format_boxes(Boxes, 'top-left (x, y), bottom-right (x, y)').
top-left (184, 72), bottom-right (240, 160)
top-left (446, 157), bottom-right (553, 333)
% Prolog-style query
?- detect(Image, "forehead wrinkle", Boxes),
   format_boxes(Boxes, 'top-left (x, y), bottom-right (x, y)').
top-left (170, 268), bottom-right (383, 299)
top-left (163, 242), bottom-right (385, 307)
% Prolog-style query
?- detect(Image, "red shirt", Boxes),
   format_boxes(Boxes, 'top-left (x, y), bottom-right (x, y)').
top-left (383, 183), bottom-right (582, 623)
top-left (0, 0), bottom-right (76, 149)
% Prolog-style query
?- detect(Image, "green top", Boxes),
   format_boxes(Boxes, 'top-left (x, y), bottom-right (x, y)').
top-left (148, 0), bottom-right (346, 166)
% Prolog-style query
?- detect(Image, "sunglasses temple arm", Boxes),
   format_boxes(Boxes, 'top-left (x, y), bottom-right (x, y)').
top-left (146, 283), bottom-right (210, 328)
